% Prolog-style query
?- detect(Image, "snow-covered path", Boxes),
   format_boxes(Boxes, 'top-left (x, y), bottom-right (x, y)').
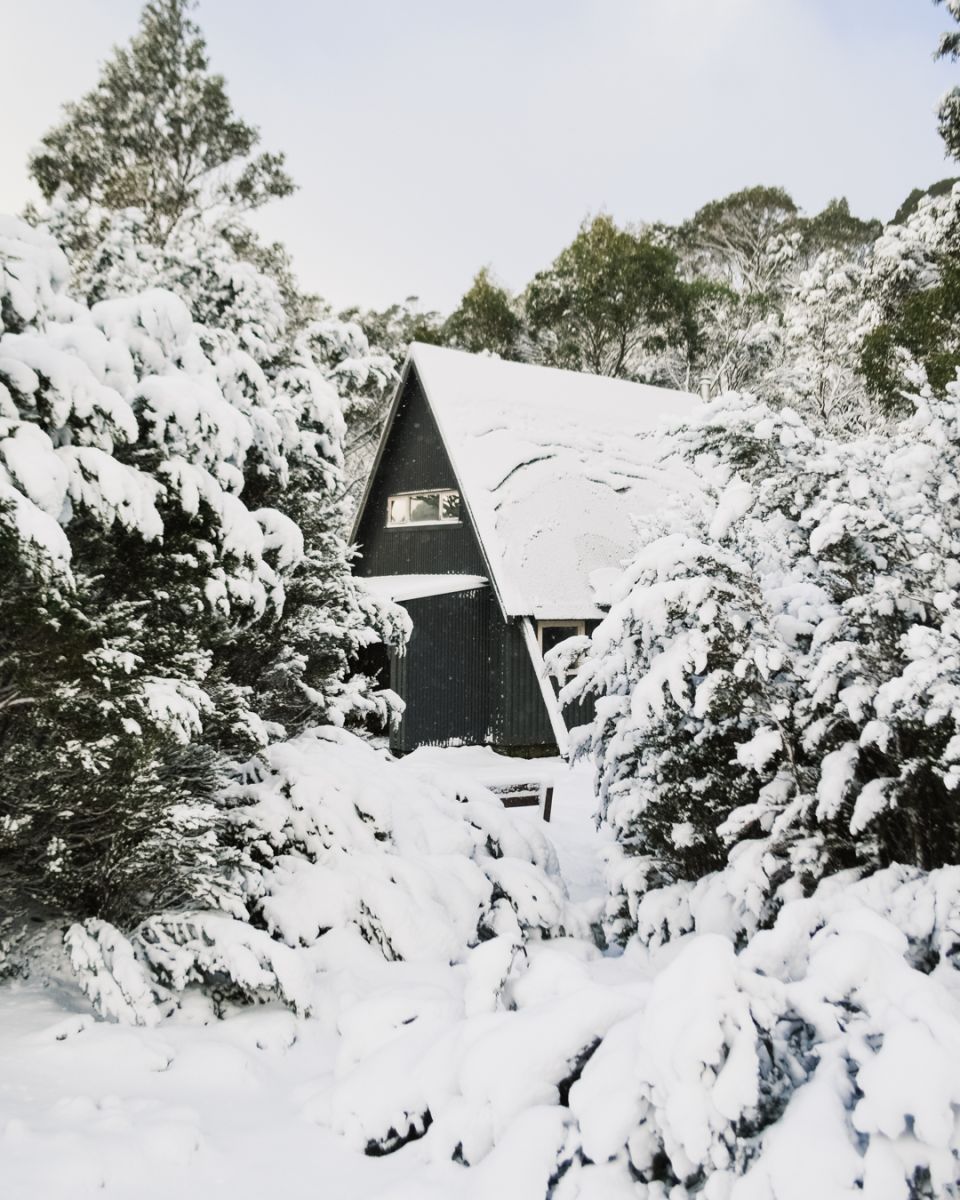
top-left (399, 746), bottom-right (609, 905)
top-left (0, 985), bottom-right (377, 1199)
top-left (508, 759), bottom-right (609, 907)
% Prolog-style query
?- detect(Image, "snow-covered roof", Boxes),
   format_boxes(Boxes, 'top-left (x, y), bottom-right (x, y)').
top-left (406, 344), bottom-right (699, 618)
top-left (359, 574), bottom-right (488, 602)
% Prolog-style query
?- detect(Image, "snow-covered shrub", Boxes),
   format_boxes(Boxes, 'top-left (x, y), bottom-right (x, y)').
top-left (65, 729), bottom-right (569, 1021)
top-left (551, 868), bottom-right (960, 1200)
top-left (563, 521), bottom-right (800, 890)
top-left (0, 199), bottom-right (406, 950)
top-left (567, 382), bottom-right (960, 947)
top-left (230, 728), bottom-right (567, 957)
top-left (314, 952), bottom-right (634, 1164)
top-left (272, 865), bottom-right (960, 1192)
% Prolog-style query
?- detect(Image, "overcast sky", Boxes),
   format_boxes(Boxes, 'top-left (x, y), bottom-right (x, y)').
top-left (1, 1), bottom-right (956, 312)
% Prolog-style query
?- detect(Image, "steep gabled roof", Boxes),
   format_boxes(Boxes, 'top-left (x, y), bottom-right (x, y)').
top-left (354, 343), bottom-right (699, 619)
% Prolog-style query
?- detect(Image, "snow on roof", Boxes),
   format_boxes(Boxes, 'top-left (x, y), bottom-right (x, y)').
top-left (359, 574), bottom-right (488, 602)
top-left (408, 344), bottom-right (700, 618)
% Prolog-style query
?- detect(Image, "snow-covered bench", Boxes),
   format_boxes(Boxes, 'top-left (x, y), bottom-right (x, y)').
top-left (487, 780), bottom-right (554, 822)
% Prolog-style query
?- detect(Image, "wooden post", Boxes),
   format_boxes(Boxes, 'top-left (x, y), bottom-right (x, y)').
top-left (543, 785), bottom-right (554, 823)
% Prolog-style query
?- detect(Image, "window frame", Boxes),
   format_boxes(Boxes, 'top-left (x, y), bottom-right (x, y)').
top-left (385, 488), bottom-right (462, 528)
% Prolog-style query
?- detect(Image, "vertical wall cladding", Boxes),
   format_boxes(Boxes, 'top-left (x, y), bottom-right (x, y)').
top-left (493, 618), bottom-right (556, 750)
top-left (389, 588), bottom-right (492, 752)
top-left (490, 616), bottom-right (600, 753)
top-left (353, 370), bottom-right (486, 578)
top-left (561, 691), bottom-right (597, 741)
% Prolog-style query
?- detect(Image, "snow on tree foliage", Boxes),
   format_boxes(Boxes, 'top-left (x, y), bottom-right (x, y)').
top-left (0, 214), bottom-right (275, 934)
top-left (548, 866), bottom-right (960, 1200)
top-left (37, 197), bottom-right (403, 742)
top-left (563, 381), bottom-right (960, 949)
top-left (772, 248), bottom-right (880, 434)
top-left (0, 207), bottom-right (405, 958)
top-left (860, 181), bottom-right (960, 413)
top-left (262, 863), bottom-right (959, 1190)
top-left (0, 214), bottom-right (567, 1015)
top-left (29, 0), bottom-right (295, 249)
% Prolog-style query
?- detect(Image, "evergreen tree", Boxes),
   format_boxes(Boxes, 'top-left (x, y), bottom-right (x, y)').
top-left (856, 8), bottom-right (960, 414)
top-left (667, 188), bottom-right (879, 404)
top-left (650, 277), bottom-right (781, 396)
top-left (678, 186), bottom-right (801, 301)
top-left (3, 0), bottom-right (404, 952)
top-left (334, 297), bottom-right (441, 503)
top-left (30, 0), bottom-right (293, 251)
top-left (33, 4), bottom-right (404, 743)
top-left (773, 248), bottom-right (879, 433)
top-left (935, 0), bottom-right (960, 161)
top-left (568, 387), bottom-right (960, 945)
top-left (859, 184), bottom-right (960, 412)
top-left (797, 197), bottom-right (882, 264)
top-left (341, 297), bottom-right (444, 371)
top-left (0, 216), bottom-right (277, 931)
top-left (893, 177), bottom-right (960, 225)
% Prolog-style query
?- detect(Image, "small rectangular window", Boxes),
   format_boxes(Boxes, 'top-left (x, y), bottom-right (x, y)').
top-left (387, 489), bottom-right (461, 527)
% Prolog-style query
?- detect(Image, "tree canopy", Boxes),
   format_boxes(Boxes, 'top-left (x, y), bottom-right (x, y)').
top-left (524, 214), bottom-right (692, 377)
top-left (443, 268), bottom-right (523, 359)
top-left (30, 0), bottom-right (293, 247)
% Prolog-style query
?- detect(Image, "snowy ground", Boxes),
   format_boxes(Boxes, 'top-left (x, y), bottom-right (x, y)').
top-left (6, 754), bottom-right (959, 1200)
top-left (0, 755), bottom-right (611, 1200)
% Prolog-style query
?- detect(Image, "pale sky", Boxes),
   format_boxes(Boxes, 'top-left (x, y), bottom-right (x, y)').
top-left (1, 1), bottom-right (956, 312)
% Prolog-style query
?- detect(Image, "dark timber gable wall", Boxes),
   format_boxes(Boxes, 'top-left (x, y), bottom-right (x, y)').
top-left (391, 587), bottom-right (494, 752)
top-left (354, 368), bottom-right (495, 752)
top-left (353, 370), bottom-right (486, 578)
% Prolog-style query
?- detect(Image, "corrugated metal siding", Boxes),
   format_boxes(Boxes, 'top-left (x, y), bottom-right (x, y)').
top-left (494, 619), bottom-right (555, 749)
top-left (354, 371), bottom-right (486, 578)
top-left (561, 693), bottom-right (597, 740)
top-left (490, 616), bottom-right (600, 753)
top-left (390, 588), bottom-right (492, 752)
top-left (389, 591), bottom-right (599, 755)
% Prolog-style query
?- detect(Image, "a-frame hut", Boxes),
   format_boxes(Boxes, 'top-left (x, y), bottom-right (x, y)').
top-left (351, 344), bottom-right (697, 756)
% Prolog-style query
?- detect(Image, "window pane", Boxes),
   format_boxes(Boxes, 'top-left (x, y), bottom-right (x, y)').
top-left (410, 493), bottom-right (440, 522)
top-left (388, 495), bottom-right (409, 524)
top-left (540, 624), bottom-right (580, 656)
top-left (441, 492), bottom-right (461, 521)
